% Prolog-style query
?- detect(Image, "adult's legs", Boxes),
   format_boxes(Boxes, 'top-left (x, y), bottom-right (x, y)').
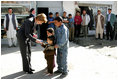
top-left (17, 38), bottom-right (31, 72)
top-left (8, 38), bottom-right (12, 47)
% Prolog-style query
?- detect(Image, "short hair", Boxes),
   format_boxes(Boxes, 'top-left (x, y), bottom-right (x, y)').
top-left (83, 10), bottom-right (86, 12)
top-left (63, 11), bottom-right (67, 14)
top-left (36, 13), bottom-right (47, 23)
top-left (30, 8), bottom-right (34, 13)
top-left (108, 8), bottom-right (112, 10)
top-left (97, 9), bottom-right (101, 12)
top-left (8, 7), bottom-right (12, 10)
top-left (47, 28), bottom-right (54, 35)
top-left (49, 12), bottom-right (53, 15)
top-left (76, 11), bottom-right (80, 13)
top-left (68, 14), bottom-right (72, 16)
top-left (54, 16), bottom-right (63, 22)
top-left (47, 35), bottom-right (55, 45)
top-left (55, 12), bottom-right (59, 15)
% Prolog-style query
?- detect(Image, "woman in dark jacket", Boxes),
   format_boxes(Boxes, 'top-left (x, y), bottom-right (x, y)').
top-left (17, 13), bottom-right (47, 74)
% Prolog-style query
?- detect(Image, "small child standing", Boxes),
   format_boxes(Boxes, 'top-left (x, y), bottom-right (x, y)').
top-left (40, 28), bottom-right (56, 76)
top-left (68, 14), bottom-right (75, 41)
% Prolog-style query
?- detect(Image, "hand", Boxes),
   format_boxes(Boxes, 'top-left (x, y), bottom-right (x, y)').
top-left (36, 39), bottom-right (43, 44)
top-left (4, 28), bottom-right (7, 32)
top-left (16, 27), bottom-right (18, 30)
top-left (54, 44), bottom-right (59, 48)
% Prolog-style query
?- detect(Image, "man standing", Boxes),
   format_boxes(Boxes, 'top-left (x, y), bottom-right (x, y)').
top-left (62, 11), bottom-right (69, 28)
top-left (81, 10), bottom-right (90, 38)
top-left (106, 8), bottom-right (116, 41)
top-left (4, 7), bottom-right (18, 47)
top-left (95, 9), bottom-right (105, 40)
top-left (54, 16), bottom-right (69, 76)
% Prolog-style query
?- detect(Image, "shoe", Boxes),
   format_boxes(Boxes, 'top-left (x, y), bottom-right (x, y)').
top-left (62, 72), bottom-right (68, 75)
top-left (54, 70), bottom-right (62, 74)
top-left (24, 71), bottom-right (33, 74)
top-left (30, 68), bottom-right (35, 71)
top-left (8, 46), bottom-right (12, 48)
top-left (13, 45), bottom-right (17, 47)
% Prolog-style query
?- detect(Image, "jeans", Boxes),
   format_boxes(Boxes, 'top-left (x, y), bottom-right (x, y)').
top-left (57, 48), bottom-right (68, 73)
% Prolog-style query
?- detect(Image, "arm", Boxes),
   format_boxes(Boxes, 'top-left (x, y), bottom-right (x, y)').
top-left (15, 15), bottom-right (18, 30)
top-left (55, 29), bottom-right (69, 48)
top-left (25, 21), bottom-right (37, 42)
top-left (4, 16), bottom-right (7, 31)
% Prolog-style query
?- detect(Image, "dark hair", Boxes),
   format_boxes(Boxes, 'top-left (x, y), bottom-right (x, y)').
top-left (108, 8), bottom-right (112, 10)
top-left (49, 12), bottom-right (53, 15)
top-left (55, 12), bottom-right (59, 15)
top-left (83, 10), bottom-right (86, 12)
top-left (76, 11), bottom-right (80, 13)
top-left (68, 14), bottom-right (72, 16)
top-left (54, 16), bottom-right (63, 22)
top-left (47, 35), bottom-right (55, 45)
top-left (8, 7), bottom-right (12, 10)
top-left (47, 28), bottom-right (54, 34)
top-left (30, 8), bottom-right (34, 13)
top-left (63, 11), bottom-right (67, 14)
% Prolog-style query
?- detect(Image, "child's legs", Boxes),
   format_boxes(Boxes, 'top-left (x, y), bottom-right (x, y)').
top-left (47, 55), bottom-right (54, 74)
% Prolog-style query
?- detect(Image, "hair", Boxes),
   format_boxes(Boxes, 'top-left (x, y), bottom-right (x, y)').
top-left (35, 13), bottom-right (47, 23)
top-left (55, 12), bottom-right (59, 15)
top-left (76, 11), bottom-right (80, 13)
top-left (63, 11), bottom-right (67, 14)
top-left (47, 35), bottom-right (55, 45)
top-left (49, 12), bottom-right (53, 15)
top-left (83, 9), bottom-right (86, 12)
top-left (108, 8), bottom-right (112, 10)
top-left (47, 28), bottom-right (54, 35)
top-left (68, 14), bottom-right (72, 16)
top-left (8, 7), bottom-right (12, 10)
top-left (54, 16), bottom-right (63, 22)
top-left (30, 8), bottom-right (34, 13)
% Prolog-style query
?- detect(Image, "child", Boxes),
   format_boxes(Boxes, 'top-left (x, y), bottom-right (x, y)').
top-left (40, 28), bottom-right (56, 76)
top-left (41, 35), bottom-right (56, 76)
top-left (48, 12), bottom-right (55, 30)
top-left (68, 14), bottom-right (75, 41)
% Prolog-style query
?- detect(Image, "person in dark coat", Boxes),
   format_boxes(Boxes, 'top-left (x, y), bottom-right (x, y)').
top-left (16, 13), bottom-right (47, 74)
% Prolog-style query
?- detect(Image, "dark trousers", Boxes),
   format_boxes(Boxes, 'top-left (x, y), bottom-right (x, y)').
top-left (74, 24), bottom-right (81, 37)
top-left (106, 22), bottom-right (114, 40)
top-left (45, 55), bottom-right (54, 74)
top-left (17, 36), bottom-right (32, 71)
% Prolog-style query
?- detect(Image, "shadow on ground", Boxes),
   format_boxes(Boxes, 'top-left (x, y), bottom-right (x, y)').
top-left (1, 68), bottom-right (67, 79)
top-left (73, 36), bottom-right (117, 49)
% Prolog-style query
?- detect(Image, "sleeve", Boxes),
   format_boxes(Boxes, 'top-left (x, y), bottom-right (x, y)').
top-left (4, 16), bottom-right (6, 28)
top-left (25, 21), bottom-right (37, 42)
top-left (88, 15), bottom-right (90, 23)
top-left (57, 29), bottom-right (69, 48)
top-left (15, 15), bottom-right (18, 28)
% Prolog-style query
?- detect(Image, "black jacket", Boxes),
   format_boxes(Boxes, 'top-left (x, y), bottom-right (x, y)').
top-left (17, 18), bottom-right (36, 42)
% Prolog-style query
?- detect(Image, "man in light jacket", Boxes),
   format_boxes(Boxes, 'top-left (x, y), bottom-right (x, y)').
top-left (81, 10), bottom-right (90, 38)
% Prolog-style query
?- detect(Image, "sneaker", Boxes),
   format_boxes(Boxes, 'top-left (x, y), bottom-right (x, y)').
top-left (54, 70), bottom-right (62, 74)
top-left (62, 72), bottom-right (68, 76)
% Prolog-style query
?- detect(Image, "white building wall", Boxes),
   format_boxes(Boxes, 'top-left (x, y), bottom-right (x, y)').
top-left (63, 1), bottom-right (76, 17)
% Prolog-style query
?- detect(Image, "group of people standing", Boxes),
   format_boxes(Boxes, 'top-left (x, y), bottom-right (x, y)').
top-left (4, 7), bottom-right (69, 76)
top-left (47, 8), bottom-right (117, 42)
top-left (3, 7), bottom-right (117, 77)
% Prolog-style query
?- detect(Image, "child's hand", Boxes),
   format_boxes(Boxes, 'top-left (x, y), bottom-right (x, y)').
top-left (36, 39), bottom-right (43, 44)
top-left (54, 44), bottom-right (59, 48)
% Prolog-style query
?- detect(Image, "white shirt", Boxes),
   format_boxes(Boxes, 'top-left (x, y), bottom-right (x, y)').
top-left (108, 13), bottom-right (111, 21)
top-left (4, 14), bottom-right (18, 38)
